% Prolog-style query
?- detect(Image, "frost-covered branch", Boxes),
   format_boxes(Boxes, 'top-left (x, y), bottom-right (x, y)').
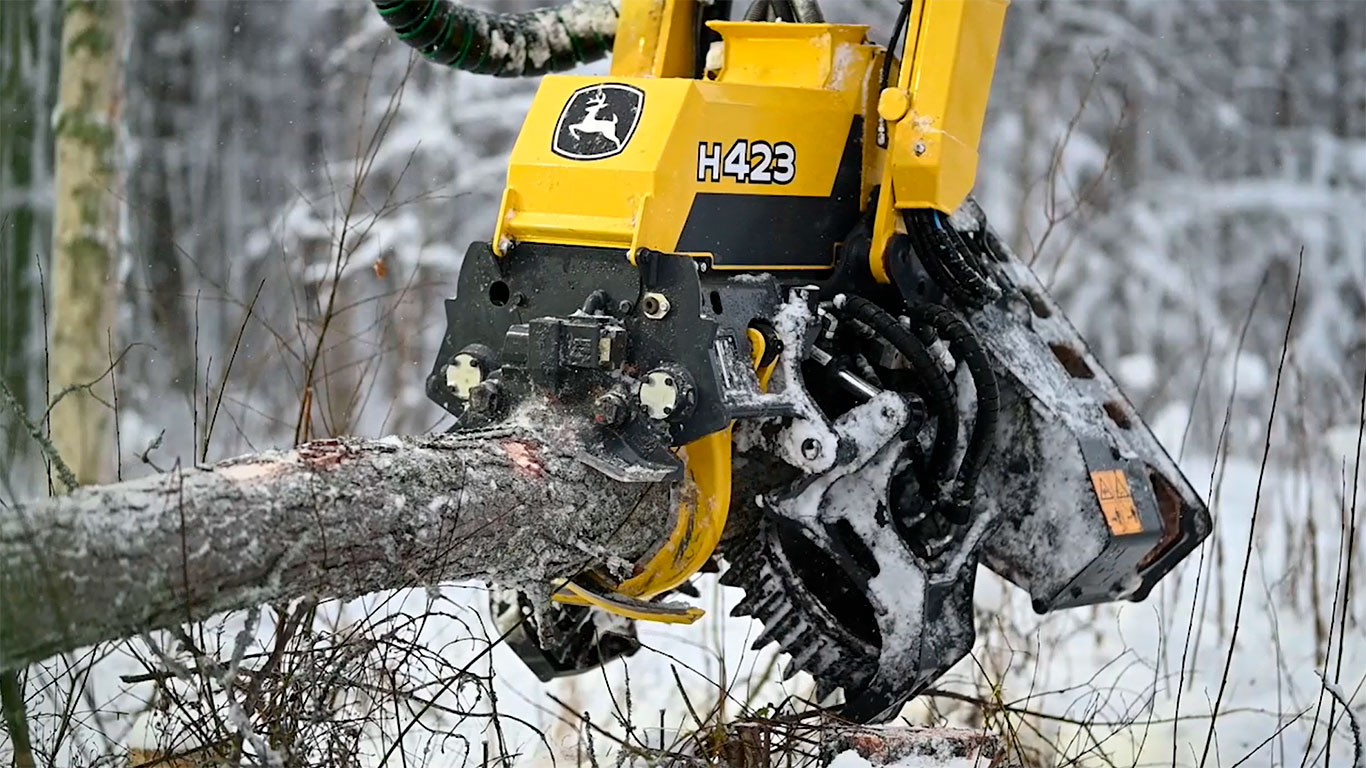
top-left (0, 423), bottom-right (674, 672)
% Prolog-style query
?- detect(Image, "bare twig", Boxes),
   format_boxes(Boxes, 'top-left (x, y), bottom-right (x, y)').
top-left (1198, 249), bottom-right (1303, 768)
top-left (1316, 671), bottom-right (1364, 768)
top-left (203, 279), bottom-right (266, 464)
top-left (1328, 363), bottom-right (1365, 767)
top-left (0, 380), bottom-right (76, 495)
top-left (39, 342), bottom-right (142, 423)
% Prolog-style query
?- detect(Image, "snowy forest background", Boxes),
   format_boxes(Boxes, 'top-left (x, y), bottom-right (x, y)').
top-left (2, 0), bottom-right (1364, 766)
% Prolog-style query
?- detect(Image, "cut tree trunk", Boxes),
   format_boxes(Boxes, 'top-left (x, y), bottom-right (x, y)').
top-left (0, 423), bottom-right (674, 672)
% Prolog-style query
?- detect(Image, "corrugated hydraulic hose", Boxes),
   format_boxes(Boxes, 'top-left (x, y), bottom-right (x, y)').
top-left (370, 0), bottom-right (620, 77)
top-left (903, 209), bottom-right (1002, 309)
top-left (833, 294), bottom-right (958, 491)
top-left (906, 302), bottom-right (999, 524)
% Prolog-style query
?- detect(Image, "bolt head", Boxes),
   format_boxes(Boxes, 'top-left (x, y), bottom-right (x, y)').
top-left (467, 380), bottom-right (501, 415)
top-left (641, 292), bottom-right (671, 320)
top-left (594, 393), bottom-right (628, 427)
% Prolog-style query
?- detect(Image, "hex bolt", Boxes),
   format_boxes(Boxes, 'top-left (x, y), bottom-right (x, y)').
top-left (594, 392), bottom-right (629, 427)
top-left (467, 380), bottom-right (502, 416)
top-left (617, 299), bottom-right (634, 315)
top-left (641, 292), bottom-right (671, 320)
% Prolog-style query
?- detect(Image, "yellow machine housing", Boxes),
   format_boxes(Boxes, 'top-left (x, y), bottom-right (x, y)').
top-left (490, 0), bottom-right (1008, 621)
top-left (494, 0), bottom-right (1007, 276)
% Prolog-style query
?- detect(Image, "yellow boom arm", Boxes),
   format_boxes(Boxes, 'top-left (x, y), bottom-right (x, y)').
top-left (870, 0), bottom-right (1008, 282)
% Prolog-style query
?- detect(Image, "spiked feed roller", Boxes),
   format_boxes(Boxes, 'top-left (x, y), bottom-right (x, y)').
top-left (372, 0), bottom-right (1211, 722)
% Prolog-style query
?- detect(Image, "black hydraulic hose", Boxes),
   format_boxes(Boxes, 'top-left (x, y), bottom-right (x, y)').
top-left (936, 210), bottom-right (1001, 301)
top-left (903, 208), bottom-right (1002, 309)
top-left (745, 0), bottom-right (822, 24)
top-left (580, 289), bottom-right (609, 315)
top-left (906, 303), bottom-right (999, 524)
top-left (880, 0), bottom-right (914, 94)
top-left (945, 221), bottom-right (996, 283)
top-left (834, 295), bottom-right (957, 486)
top-left (905, 220), bottom-right (971, 305)
top-left (896, 316), bottom-right (957, 483)
top-left (979, 226), bottom-right (1010, 265)
top-left (370, 0), bottom-right (618, 77)
top-left (941, 195), bottom-right (1004, 275)
top-left (873, 0), bottom-right (914, 149)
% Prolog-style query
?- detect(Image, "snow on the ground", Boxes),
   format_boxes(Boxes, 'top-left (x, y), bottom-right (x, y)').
top-left (954, 452), bottom-right (1364, 766)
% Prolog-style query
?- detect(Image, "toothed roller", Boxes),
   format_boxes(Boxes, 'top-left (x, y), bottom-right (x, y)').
top-left (721, 518), bottom-right (879, 702)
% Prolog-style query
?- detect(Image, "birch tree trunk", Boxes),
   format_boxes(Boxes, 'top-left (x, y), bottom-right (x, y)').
top-left (0, 425), bottom-right (675, 674)
top-left (49, 0), bottom-right (125, 487)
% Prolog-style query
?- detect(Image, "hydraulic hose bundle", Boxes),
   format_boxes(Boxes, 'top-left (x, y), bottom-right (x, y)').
top-left (832, 295), bottom-right (957, 476)
top-left (742, 0), bottom-right (825, 23)
top-left (830, 291), bottom-right (999, 556)
top-left (370, 0), bottom-right (619, 76)
top-left (904, 301), bottom-right (999, 523)
top-left (903, 208), bottom-right (1002, 309)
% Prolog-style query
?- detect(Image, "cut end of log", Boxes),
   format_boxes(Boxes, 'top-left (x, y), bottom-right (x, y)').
top-left (502, 439), bottom-right (547, 478)
top-left (216, 461), bottom-right (287, 483)
top-left (827, 726), bottom-right (1013, 767)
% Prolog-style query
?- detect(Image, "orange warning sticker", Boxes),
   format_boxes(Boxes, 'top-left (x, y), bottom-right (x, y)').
top-left (1089, 469), bottom-right (1143, 535)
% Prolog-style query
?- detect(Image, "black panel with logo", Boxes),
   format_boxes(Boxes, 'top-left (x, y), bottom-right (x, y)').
top-left (553, 84), bottom-right (645, 160)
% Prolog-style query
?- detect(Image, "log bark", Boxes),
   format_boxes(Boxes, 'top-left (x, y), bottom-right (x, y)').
top-left (0, 424), bottom-right (674, 672)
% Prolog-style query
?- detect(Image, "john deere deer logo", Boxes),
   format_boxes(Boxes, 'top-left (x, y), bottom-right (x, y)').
top-left (571, 90), bottom-right (622, 147)
top-left (553, 84), bottom-right (644, 161)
